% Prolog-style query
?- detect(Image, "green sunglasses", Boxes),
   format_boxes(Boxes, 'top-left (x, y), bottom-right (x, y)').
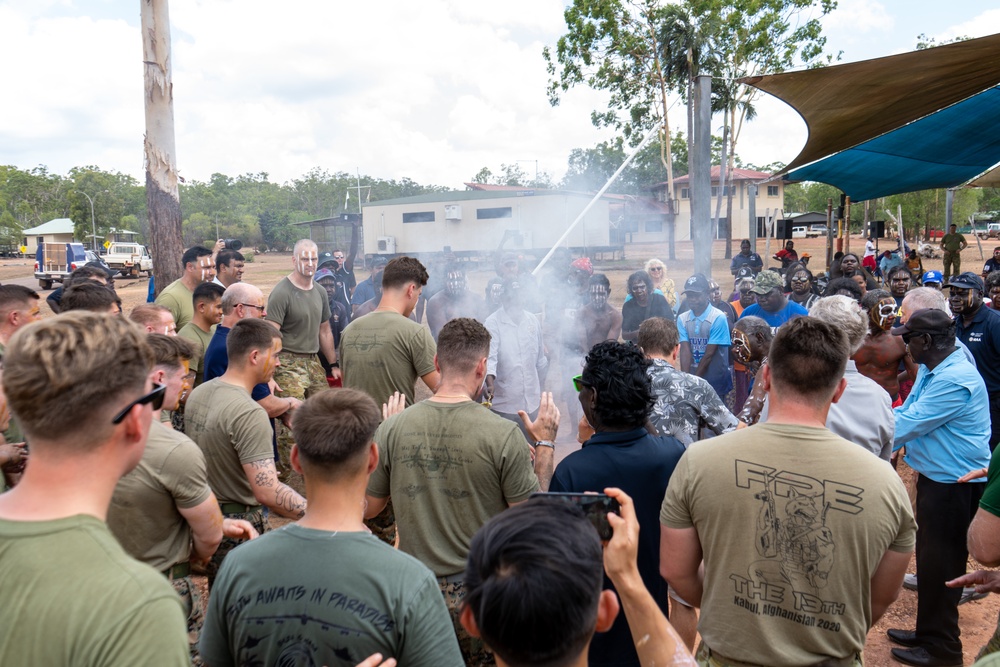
top-left (572, 375), bottom-right (589, 392)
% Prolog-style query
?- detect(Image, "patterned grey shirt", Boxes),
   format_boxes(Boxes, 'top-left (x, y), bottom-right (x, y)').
top-left (648, 358), bottom-right (739, 447)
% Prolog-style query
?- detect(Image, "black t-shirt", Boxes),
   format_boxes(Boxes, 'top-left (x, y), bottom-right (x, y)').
top-left (622, 293), bottom-right (673, 334)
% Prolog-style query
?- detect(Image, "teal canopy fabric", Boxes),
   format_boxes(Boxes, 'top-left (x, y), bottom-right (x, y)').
top-left (785, 86), bottom-right (1000, 201)
top-left (740, 33), bottom-right (1000, 201)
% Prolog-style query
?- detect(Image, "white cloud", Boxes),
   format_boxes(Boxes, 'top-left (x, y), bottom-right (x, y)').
top-left (935, 9), bottom-right (1000, 42)
top-left (824, 0), bottom-right (894, 32)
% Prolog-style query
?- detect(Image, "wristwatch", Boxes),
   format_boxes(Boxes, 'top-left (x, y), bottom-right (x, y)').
top-left (533, 440), bottom-right (555, 450)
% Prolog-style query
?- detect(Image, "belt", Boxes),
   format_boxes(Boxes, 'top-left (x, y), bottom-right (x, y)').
top-left (279, 351), bottom-right (318, 358)
top-left (220, 502), bottom-right (262, 514)
top-left (703, 645), bottom-right (859, 667)
top-left (437, 573), bottom-right (464, 585)
top-left (163, 561), bottom-right (190, 580)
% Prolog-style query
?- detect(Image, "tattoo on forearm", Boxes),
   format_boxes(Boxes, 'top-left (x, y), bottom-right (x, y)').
top-left (275, 484), bottom-right (307, 519)
top-left (255, 471), bottom-right (274, 488)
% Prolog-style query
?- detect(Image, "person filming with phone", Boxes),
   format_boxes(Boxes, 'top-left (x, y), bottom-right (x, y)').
top-left (550, 340), bottom-right (685, 667)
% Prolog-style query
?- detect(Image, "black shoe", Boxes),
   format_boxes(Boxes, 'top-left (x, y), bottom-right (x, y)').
top-left (890, 647), bottom-right (962, 667)
top-left (887, 629), bottom-right (922, 648)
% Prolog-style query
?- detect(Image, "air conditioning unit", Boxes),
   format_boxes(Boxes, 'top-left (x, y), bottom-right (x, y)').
top-left (444, 205), bottom-right (462, 221)
top-left (376, 236), bottom-right (396, 254)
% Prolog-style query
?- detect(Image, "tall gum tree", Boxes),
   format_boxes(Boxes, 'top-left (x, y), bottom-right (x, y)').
top-left (544, 0), bottom-right (683, 259)
top-left (141, 0), bottom-right (184, 294)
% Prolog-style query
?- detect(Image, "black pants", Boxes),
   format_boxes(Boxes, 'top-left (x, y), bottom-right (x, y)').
top-left (493, 408), bottom-right (538, 444)
top-left (914, 474), bottom-right (984, 660)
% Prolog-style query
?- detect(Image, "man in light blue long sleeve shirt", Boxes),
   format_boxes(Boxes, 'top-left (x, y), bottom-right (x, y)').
top-left (888, 308), bottom-right (991, 667)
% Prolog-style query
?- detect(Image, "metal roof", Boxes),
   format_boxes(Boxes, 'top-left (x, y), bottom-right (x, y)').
top-left (22, 218), bottom-right (75, 235)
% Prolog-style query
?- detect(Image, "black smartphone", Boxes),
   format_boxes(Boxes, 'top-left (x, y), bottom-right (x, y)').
top-left (531, 492), bottom-right (620, 540)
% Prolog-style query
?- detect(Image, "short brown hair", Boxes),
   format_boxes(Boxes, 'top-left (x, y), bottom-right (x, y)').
top-left (768, 317), bottom-right (848, 404)
top-left (4, 312), bottom-right (152, 448)
top-left (146, 333), bottom-right (195, 369)
top-left (129, 304), bottom-right (172, 329)
top-left (0, 285), bottom-right (39, 318)
top-left (437, 318), bottom-right (490, 375)
top-left (226, 318), bottom-right (281, 363)
top-left (381, 256), bottom-right (429, 290)
top-left (637, 317), bottom-right (678, 356)
top-left (61, 282), bottom-right (118, 313)
top-left (292, 388), bottom-right (380, 481)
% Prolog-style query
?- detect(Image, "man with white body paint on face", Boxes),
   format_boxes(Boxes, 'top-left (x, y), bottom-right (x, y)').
top-left (155, 246), bottom-right (217, 330)
top-left (266, 239), bottom-right (338, 473)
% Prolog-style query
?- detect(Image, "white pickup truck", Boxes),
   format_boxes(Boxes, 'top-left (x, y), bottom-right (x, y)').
top-left (104, 242), bottom-right (153, 277)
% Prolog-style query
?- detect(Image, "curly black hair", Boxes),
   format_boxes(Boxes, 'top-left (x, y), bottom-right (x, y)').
top-left (581, 341), bottom-right (653, 430)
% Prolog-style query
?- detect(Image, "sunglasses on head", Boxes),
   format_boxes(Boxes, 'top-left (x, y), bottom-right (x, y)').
top-left (112, 383), bottom-right (166, 424)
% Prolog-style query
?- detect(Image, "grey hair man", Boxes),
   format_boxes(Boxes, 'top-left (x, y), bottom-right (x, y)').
top-left (810, 296), bottom-right (896, 460)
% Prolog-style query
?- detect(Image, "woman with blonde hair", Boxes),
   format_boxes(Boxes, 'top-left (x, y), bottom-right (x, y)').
top-left (643, 258), bottom-right (677, 310)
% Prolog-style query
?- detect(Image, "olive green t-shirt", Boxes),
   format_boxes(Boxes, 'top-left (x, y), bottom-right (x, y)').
top-left (107, 420), bottom-right (213, 571)
top-left (0, 514), bottom-right (189, 666)
top-left (155, 279), bottom-right (194, 330)
top-left (265, 276), bottom-right (331, 354)
top-left (200, 526), bottom-right (463, 667)
top-left (185, 379), bottom-right (273, 506)
top-left (341, 310), bottom-right (436, 406)
top-left (942, 232), bottom-right (967, 253)
top-left (177, 321), bottom-right (216, 385)
top-left (367, 401), bottom-right (539, 576)
top-left (660, 423), bottom-right (916, 666)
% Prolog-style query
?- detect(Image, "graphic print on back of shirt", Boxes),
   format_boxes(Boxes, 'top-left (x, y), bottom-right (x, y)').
top-left (730, 458), bottom-right (863, 630)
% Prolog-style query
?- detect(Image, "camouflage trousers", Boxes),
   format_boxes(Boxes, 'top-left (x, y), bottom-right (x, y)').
top-left (171, 575), bottom-right (205, 666)
top-left (438, 578), bottom-right (495, 667)
top-left (978, 612), bottom-right (1000, 660)
top-left (274, 352), bottom-right (328, 471)
top-left (365, 499), bottom-right (397, 546)
top-left (695, 643), bottom-right (862, 667)
top-left (205, 507), bottom-right (270, 585)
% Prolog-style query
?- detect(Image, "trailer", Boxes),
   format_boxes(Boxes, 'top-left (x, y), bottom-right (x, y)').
top-left (34, 242), bottom-right (88, 290)
top-left (361, 189), bottom-right (622, 262)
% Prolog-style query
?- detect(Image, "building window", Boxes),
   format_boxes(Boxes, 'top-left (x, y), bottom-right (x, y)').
top-left (476, 207), bottom-right (513, 220)
top-left (681, 188), bottom-right (690, 199)
top-left (767, 185), bottom-right (779, 197)
top-left (645, 219), bottom-right (663, 233)
top-left (402, 211), bottom-right (435, 223)
top-left (710, 186), bottom-right (732, 197)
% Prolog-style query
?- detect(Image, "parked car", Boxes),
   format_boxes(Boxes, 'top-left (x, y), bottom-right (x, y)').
top-left (34, 242), bottom-right (87, 290)
top-left (85, 250), bottom-right (117, 280)
top-left (104, 242), bottom-right (153, 277)
top-left (792, 226), bottom-right (808, 238)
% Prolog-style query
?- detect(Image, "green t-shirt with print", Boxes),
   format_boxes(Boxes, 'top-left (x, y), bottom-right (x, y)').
top-left (199, 525), bottom-right (463, 667)
top-left (0, 514), bottom-right (189, 666)
top-left (184, 379), bottom-right (273, 506)
top-left (367, 400), bottom-right (539, 576)
top-left (107, 420), bottom-right (213, 571)
top-left (661, 422), bottom-right (916, 666)
top-left (340, 310), bottom-right (436, 406)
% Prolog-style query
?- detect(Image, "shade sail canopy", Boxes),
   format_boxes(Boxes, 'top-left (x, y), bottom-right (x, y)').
top-left (740, 33), bottom-right (1000, 201)
top-left (969, 164), bottom-right (1000, 188)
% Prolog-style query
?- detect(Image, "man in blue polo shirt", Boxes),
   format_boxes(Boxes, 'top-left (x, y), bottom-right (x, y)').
top-left (949, 272), bottom-right (1000, 451)
top-left (887, 308), bottom-right (991, 667)
top-left (550, 341), bottom-right (685, 667)
top-left (677, 274), bottom-right (732, 401)
top-left (738, 269), bottom-right (808, 333)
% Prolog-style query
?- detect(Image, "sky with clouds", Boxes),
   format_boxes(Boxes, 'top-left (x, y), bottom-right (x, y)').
top-left (1, 0), bottom-right (998, 189)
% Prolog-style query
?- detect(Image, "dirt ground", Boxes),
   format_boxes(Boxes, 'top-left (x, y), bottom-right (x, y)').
top-left (7, 236), bottom-right (997, 665)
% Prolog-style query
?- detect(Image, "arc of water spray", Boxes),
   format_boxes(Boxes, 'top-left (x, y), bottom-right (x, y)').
top-left (532, 124), bottom-right (661, 276)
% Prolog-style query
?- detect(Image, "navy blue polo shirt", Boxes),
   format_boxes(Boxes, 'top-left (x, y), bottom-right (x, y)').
top-left (550, 427), bottom-right (685, 667)
top-left (203, 326), bottom-right (271, 401)
top-left (955, 305), bottom-right (1000, 394)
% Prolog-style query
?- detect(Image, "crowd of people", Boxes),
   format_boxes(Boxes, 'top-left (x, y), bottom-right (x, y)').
top-left (3, 234), bottom-right (1000, 667)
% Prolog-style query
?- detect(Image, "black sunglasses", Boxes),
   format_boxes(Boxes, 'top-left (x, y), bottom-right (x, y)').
top-left (112, 383), bottom-right (166, 424)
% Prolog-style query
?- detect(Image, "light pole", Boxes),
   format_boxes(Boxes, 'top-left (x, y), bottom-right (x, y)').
top-left (76, 190), bottom-right (98, 252)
